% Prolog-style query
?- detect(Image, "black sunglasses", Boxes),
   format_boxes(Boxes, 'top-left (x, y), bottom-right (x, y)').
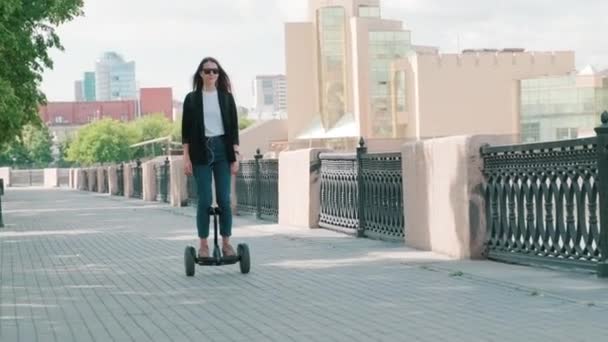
top-left (203, 68), bottom-right (219, 75)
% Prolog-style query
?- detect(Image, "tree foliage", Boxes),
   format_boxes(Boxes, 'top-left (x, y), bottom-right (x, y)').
top-left (0, 0), bottom-right (84, 148)
top-left (66, 118), bottom-right (134, 166)
top-left (0, 123), bottom-right (53, 167)
top-left (127, 113), bottom-right (173, 159)
top-left (65, 114), bottom-right (178, 165)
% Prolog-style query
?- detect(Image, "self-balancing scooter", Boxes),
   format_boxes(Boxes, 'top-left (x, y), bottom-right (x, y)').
top-left (184, 206), bottom-right (250, 276)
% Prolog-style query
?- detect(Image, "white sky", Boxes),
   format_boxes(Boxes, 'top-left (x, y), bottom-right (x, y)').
top-left (41, 0), bottom-right (608, 108)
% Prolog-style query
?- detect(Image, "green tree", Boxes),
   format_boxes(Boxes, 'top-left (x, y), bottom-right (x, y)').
top-left (171, 119), bottom-right (182, 142)
top-left (237, 107), bottom-right (255, 131)
top-left (0, 123), bottom-right (53, 167)
top-left (239, 116), bottom-right (255, 130)
top-left (0, 0), bottom-right (84, 148)
top-left (66, 118), bottom-right (134, 165)
top-left (56, 136), bottom-right (73, 167)
top-left (128, 113), bottom-right (173, 159)
top-left (0, 139), bottom-right (29, 166)
top-left (22, 123), bottom-right (53, 167)
top-left (129, 113), bottom-right (172, 142)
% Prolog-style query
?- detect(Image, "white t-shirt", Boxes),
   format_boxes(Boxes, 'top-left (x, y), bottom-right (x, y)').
top-left (202, 90), bottom-right (225, 137)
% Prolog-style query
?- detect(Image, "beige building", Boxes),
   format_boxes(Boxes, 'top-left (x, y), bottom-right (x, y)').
top-left (285, 0), bottom-right (575, 145)
top-left (391, 50), bottom-right (574, 139)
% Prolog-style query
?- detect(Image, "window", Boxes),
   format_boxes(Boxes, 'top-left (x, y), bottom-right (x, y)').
top-left (521, 122), bottom-right (540, 142)
top-left (359, 5), bottom-right (380, 18)
top-left (264, 94), bottom-right (274, 105)
top-left (556, 127), bottom-right (578, 140)
top-left (262, 80), bottom-right (273, 89)
top-left (317, 6), bottom-right (347, 130)
top-left (394, 71), bottom-right (406, 112)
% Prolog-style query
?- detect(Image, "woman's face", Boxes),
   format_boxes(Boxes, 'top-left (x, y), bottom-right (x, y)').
top-left (200, 61), bottom-right (219, 84)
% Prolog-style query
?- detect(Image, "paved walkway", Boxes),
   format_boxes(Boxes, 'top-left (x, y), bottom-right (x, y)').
top-left (1, 188), bottom-right (608, 341)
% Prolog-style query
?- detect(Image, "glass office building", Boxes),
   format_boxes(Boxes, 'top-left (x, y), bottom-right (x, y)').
top-left (520, 69), bottom-right (608, 142)
top-left (83, 72), bottom-right (96, 102)
top-left (95, 52), bottom-right (137, 101)
top-left (368, 31), bottom-right (411, 137)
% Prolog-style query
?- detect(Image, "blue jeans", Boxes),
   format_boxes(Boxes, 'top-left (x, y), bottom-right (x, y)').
top-left (193, 136), bottom-right (232, 239)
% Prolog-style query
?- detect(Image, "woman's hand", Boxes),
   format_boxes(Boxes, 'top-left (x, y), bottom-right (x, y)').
top-left (230, 161), bottom-right (239, 175)
top-left (184, 158), bottom-right (193, 176)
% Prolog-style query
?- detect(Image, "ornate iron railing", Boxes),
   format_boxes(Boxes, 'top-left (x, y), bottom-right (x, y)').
top-left (10, 169), bottom-right (44, 187)
top-left (258, 158), bottom-right (279, 220)
top-left (481, 112), bottom-right (608, 277)
top-left (235, 150), bottom-right (279, 221)
top-left (102, 169), bottom-right (109, 193)
top-left (131, 160), bottom-right (143, 199)
top-left (89, 169), bottom-right (98, 192)
top-left (236, 159), bottom-right (257, 215)
top-left (319, 153), bottom-right (359, 232)
top-left (116, 164), bottom-right (124, 196)
top-left (360, 152), bottom-right (404, 241)
top-left (81, 169), bottom-right (88, 191)
top-left (0, 179), bottom-right (5, 228)
top-left (155, 158), bottom-right (170, 203)
top-left (319, 139), bottom-right (405, 241)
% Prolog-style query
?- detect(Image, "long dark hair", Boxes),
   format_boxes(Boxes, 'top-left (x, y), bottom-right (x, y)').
top-left (192, 57), bottom-right (232, 93)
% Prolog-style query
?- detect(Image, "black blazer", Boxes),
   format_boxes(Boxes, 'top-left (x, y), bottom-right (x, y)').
top-left (181, 89), bottom-right (240, 165)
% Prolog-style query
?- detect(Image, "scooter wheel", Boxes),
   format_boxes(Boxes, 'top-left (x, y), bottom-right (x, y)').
top-left (238, 243), bottom-right (250, 274)
top-left (184, 246), bottom-right (196, 277)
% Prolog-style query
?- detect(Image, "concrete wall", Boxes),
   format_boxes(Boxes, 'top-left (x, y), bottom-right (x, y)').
top-left (77, 169), bottom-right (86, 191)
top-left (96, 168), bottom-right (105, 193)
top-left (142, 161), bottom-right (157, 201)
top-left (123, 164), bottom-right (133, 198)
top-left (401, 134), bottom-right (516, 259)
top-left (107, 166), bottom-right (119, 195)
top-left (169, 156), bottom-right (188, 207)
top-left (86, 168), bottom-right (95, 191)
top-left (0, 167), bottom-right (11, 187)
top-left (44, 168), bottom-right (59, 188)
top-left (239, 119), bottom-right (289, 159)
top-left (278, 148), bottom-right (330, 228)
top-left (69, 168), bottom-right (74, 189)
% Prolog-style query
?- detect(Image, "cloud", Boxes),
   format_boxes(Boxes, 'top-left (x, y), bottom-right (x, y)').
top-left (41, 0), bottom-right (608, 107)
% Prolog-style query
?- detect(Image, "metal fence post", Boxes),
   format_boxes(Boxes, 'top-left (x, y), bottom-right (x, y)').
top-left (596, 110), bottom-right (608, 277)
top-left (0, 178), bottom-right (4, 228)
top-left (356, 137), bottom-right (367, 238)
top-left (118, 163), bottom-right (124, 196)
top-left (136, 159), bottom-right (142, 199)
top-left (254, 148), bottom-right (263, 220)
top-left (163, 157), bottom-right (170, 203)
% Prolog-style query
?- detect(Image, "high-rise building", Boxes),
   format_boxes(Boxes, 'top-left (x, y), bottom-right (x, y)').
top-left (74, 80), bottom-right (84, 101)
top-left (83, 71), bottom-right (96, 102)
top-left (520, 65), bottom-right (608, 143)
top-left (95, 51), bottom-right (137, 101)
top-left (285, 0), bottom-right (413, 140)
top-left (252, 75), bottom-right (287, 120)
